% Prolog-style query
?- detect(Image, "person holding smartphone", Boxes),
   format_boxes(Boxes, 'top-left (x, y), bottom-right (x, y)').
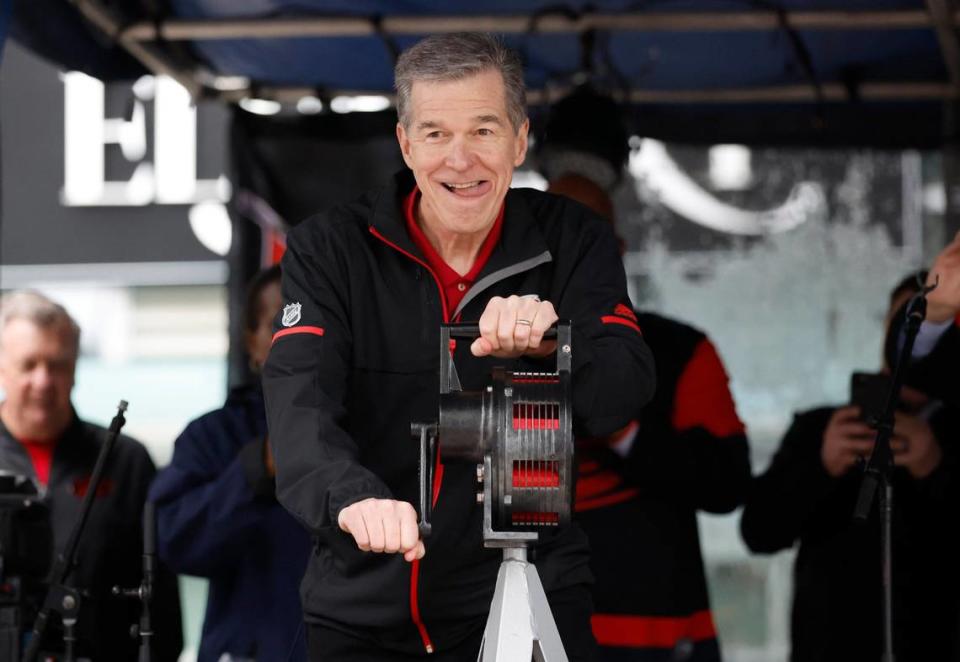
top-left (740, 273), bottom-right (960, 662)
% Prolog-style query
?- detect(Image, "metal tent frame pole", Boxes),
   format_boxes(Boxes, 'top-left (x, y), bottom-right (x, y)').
top-left (66, 0), bottom-right (960, 105)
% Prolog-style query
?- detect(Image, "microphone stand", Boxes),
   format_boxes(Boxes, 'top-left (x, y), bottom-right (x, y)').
top-left (22, 400), bottom-right (128, 662)
top-left (113, 501), bottom-right (155, 662)
top-left (853, 284), bottom-right (933, 662)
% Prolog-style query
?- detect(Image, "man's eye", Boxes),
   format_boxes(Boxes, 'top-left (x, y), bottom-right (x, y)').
top-left (426, 131), bottom-right (443, 139)
top-left (477, 128), bottom-right (493, 136)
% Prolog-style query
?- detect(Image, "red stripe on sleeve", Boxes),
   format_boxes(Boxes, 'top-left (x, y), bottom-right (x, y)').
top-left (672, 338), bottom-right (745, 437)
top-left (575, 471), bottom-right (624, 501)
top-left (591, 611), bottom-right (717, 648)
top-left (614, 303), bottom-right (639, 322)
top-left (575, 488), bottom-right (640, 512)
top-left (271, 326), bottom-right (325, 344)
top-left (601, 315), bottom-right (642, 333)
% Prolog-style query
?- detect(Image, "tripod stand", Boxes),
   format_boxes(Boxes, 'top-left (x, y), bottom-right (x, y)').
top-left (478, 547), bottom-right (567, 662)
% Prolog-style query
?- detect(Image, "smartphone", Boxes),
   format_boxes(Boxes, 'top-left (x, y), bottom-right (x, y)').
top-left (850, 372), bottom-right (892, 423)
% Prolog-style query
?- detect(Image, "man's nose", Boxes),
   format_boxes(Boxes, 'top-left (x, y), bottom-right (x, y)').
top-left (444, 138), bottom-right (474, 170)
top-left (30, 365), bottom-right (53, 389)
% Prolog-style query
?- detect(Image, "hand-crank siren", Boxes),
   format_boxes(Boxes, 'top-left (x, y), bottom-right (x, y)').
top-left (411, 322), bottom-right (573, 547)
top-left (411, 322), bottom-right (574, 662)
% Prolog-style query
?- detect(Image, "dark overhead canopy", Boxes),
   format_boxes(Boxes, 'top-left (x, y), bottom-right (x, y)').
top-left (9, 0), bottom-right (960, 147)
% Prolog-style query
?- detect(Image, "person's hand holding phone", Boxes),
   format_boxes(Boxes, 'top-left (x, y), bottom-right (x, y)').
top-left (821, 406), bottom-right (875, 478)
top-left (892, 412), bottom-right (942, 479)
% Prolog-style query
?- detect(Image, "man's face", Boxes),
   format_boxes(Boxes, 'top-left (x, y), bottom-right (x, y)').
top-left (0, 319), bottom-right (76, 439)
top-left (245, 281), bottom-right (283, 371)
top-left (396, 69), bottom-right (529, 239)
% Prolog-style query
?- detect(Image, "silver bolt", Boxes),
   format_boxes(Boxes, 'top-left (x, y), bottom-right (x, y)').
top-left (476, 492), bottom-right (484, 503)
top-left (504, 387), bottom-right (513, 397)
top-left (476, 465), bottom-right (484, 482)
top-left (62, 595), bottom-right (76, 611)
top-left (503, 495), bottom-right (512, 505)
top-left (562, 344), bottom-right (571, 354)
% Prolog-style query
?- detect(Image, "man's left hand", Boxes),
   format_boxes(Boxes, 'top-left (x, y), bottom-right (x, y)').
top-left (471, 295), bottom-right (558, 358)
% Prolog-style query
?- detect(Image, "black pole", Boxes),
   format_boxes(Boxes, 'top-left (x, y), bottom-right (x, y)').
top-left (881, 482), bottom-right (894, 661)
top-left (114, 502), bottom-right (156, 661)
top-left (139, 501), bottom-right (155, 662)
top-left (853, 284), bottom-right (932, 662)
top-left (22, 400), bottom-right (128, 662)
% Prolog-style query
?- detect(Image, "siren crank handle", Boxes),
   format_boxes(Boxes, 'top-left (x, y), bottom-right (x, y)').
top-left (445, 323), bottom-right (559, 341)
top-left (411, 423), bottom-right (435, 538)
top-left (442, 322), bottom-right (572, 377)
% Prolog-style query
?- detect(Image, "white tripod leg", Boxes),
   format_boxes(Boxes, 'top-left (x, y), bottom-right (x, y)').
top-left (478, 548), bottom-right (568, 662)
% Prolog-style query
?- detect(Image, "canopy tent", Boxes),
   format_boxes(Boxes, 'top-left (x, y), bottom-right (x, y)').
top-left (8, 0), bottom-right (960, 385)
top-left (8, 0), bottom-right (960, 147)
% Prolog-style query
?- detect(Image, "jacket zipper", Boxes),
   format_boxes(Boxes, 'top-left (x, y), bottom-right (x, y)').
top-left (369, 225), bottom-right (447, 654)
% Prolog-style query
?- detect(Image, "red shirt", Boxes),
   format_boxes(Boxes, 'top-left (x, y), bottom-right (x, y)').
top-left (20, 437), bottom-right (58, 486)
top-left (404, 186), bottom-right (504, 316)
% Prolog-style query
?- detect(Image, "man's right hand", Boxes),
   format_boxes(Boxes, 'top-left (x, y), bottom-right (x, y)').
top-left (926, 230), bottom-right (960, 323)
top-left (821, 406), bottom-right (876, 478)
top-left (470, 295), bottom-right (559, 359)
top-left (337, 498), bottom-right (425, 562)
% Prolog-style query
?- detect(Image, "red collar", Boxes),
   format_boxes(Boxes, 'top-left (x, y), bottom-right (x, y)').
top-left (404, 186), bottom-right (504, 313)
top-left (18, 436), bottom-right (59, 487)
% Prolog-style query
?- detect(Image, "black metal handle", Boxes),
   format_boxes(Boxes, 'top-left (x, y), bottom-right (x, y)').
top-left (440, 322), bottom-right (571, 395)
top-left (411, 423), bottom-right (436, 538)
top-left (444, 323), bottom-right (560, 340)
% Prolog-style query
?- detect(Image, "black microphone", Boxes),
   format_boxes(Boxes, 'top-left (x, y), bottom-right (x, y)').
top-left (905, 274), bottom-right (938, 323)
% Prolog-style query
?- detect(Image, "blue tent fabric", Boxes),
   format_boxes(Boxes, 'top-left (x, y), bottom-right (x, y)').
top-left (0, 0), bottom-right (11, 65)
top-left (8, 0), bottom-right (958, 146)
top-left (9, 0), bottom-right (148, 79)
top-left (168, 2), bottom-right (948, 95)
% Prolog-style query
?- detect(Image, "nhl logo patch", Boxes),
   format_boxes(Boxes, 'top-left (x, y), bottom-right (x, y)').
top-left (281, 302), bottom-right (302, 327)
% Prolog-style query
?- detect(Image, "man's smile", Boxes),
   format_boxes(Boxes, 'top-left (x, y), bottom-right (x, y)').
top-left (440, 180), bottom-right (491, 197)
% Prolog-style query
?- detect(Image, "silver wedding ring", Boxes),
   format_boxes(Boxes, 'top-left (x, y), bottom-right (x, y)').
top-left (516, 319), bottom-right (533, 326)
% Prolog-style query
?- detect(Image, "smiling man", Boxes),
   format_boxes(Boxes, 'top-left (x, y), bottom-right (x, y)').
top-left (0, 291), bottom-right (182, 661)
top-left (263, 33), bottom-right (655, 662)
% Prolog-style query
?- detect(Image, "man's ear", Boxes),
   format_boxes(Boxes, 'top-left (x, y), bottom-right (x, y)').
top-left (514, 118), bottom-right (530, 167)
top-left (242, 330), bottom-right (256, 359)
top-left (396, 123), bottom-right (414, 169)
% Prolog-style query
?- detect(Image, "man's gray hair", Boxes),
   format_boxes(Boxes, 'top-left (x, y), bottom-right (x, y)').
top-left (0, 290), bottom-right (81, 355)
top-left (395, 32), bottom-right (527, 132)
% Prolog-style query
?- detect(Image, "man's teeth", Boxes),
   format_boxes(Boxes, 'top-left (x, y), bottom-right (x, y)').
top-left (444, 181), bottom-right (481, 191)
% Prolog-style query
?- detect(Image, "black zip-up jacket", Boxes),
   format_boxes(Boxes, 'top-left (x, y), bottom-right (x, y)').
top-left (263, 171), bottom-right (656, 655)
top-left (149, 385), bottom-right (310, 662)
top-left (0, 415), bottom-right (183, 661)
top-left (576, 313), bottom-right (750, 661)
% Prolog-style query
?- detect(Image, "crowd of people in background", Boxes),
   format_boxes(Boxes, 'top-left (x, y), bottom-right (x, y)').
top-left (1, 31), bottom-right (959, 662)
